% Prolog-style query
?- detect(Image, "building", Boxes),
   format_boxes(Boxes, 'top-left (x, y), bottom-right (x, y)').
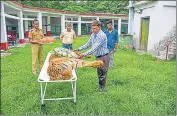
top-left (0, 0), bottom-right (128, 50)
top-left (128, 1), bottom-right (176, 59)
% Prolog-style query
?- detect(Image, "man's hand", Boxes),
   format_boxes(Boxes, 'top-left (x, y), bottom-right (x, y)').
top-left (78, 53), bottom-right (84, 59)
top-left (114, 48), bottom-right (117, 53)
top-left (114, 43), bottom-right (118, 53)
top-left (30, 40), bottom-right (40, 44)
top-left (73, 49), bottom-right (79, 52)
top-left (37, 39), bottom-right (43, 44)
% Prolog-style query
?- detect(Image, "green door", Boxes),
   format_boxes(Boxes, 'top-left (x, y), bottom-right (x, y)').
top-left (140, 17), bottom-right (150, 51)
top-left (51, 26), bottom-right (61, 36)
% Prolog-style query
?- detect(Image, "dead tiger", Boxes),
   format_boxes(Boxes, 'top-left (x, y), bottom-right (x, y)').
top-left (47, 54), bottom-right (103, 80)
top-left (54, 47), bottom-right (91, 58)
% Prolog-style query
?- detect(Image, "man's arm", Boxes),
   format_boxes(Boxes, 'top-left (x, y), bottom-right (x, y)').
top-left (83, 36), bottom-right (106, 56)
top-left (114, 43), bottom-right (118, 49)
top-left (72, 30), bottom-right (76, 39)
top-left (28, 31), bottom-right (32, 42)
top-left (114, 31), bottom-right (119, 49)
top-left (60, 32), bottom-right (64, 40)
top-left (28, 30), bottom-right (42, 44)
top-left (78, 36), bottom-right (92, 51)
top-left (28, 31), bottom-right (38, 44)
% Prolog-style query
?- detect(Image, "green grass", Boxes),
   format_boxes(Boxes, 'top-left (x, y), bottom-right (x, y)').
top-left (1, 37), bottom-right (176, 115)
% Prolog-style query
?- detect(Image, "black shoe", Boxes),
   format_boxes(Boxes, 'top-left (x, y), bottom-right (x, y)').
top-left (99, 88), bottom-right (104, 92)
top-left (99, 85), bottom-right (105, 92)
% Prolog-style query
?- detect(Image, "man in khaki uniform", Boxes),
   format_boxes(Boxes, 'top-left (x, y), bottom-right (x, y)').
top-left (60, 23), bottom-right (76, 50)
top-left (28, 19), bottom-right (44, 75)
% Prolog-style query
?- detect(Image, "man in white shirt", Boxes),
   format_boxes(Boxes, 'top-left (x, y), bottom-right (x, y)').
top-left (60, 23), bottom-right (76, 50)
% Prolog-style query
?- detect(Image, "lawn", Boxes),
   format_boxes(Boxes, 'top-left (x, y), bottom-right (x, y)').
top-left (1, 37), bottom-right (176, 115)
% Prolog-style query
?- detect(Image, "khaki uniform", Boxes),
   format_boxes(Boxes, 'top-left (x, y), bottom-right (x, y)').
top-left (28, 28), bottom-right (44, 74)
top-left (60, 29), bottom-right (76, 44)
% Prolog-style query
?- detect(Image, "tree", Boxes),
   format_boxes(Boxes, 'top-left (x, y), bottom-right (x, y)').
top-left (18, 0), bottom-right (129, 14)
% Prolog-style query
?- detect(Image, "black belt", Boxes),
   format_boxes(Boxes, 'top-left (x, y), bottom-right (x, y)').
top-left (63, 43), bottom-right (72, 45)
top-left (96, 53), bottom-right (109, 58)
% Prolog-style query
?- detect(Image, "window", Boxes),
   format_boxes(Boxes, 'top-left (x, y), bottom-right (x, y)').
top-left (121, 19), bottom-right (128, 34)
top-left (121, 24), bottom-right (128, 34)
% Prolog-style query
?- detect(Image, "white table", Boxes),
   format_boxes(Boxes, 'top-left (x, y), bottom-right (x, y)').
top-left (38, 52), bottom-right (77, 106)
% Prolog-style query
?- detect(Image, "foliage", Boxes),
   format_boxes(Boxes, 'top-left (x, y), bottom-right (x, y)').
top-left (16, 0), bottom-right (129, 14)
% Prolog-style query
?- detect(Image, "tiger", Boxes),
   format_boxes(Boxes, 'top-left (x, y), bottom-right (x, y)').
top-left (47, 54), bottom-right (104, 80)
top-left (54, 47), bottom-right (91, 58)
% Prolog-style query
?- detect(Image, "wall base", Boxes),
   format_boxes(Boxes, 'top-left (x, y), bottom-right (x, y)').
top-left (19, 39), bottom-right (25, 44)
top-left (0, 42), bottom-right (8, 50)
top-left (47, 31), bottom-right (51, 36)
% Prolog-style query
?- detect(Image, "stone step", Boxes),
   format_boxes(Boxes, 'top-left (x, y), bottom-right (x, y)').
top-left (157, 54), bottom-right (175, 60)
top-left (168, 51), bottom-right (176, 54)
top-left (159, 51), bottom-right (167, 56)
top-left (168, 48), bottom-right (176, 50)
top-left (169, 43), bottom-right (176, 46)
top-left (171, 41), bottom-right (176, 44)
top-left (168, 48), bottom-right (176, 51)
top-left (159, 48), bottom-right (176, 52)
top-left (168, 47), bottom-right (176, 49)
top-left (168, 52), bottom-right (175, 55)
top-left (169, 45), bottom-right (176, 48)
top-left (168, 46), bottom-right (176, 49)
top-left (159, 51), bottom-right (175, 55)
top-left (156, 55), bottom-right (166, 60)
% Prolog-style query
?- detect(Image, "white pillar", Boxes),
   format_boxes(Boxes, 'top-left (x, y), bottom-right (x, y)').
top-left (128, 0), bottom-right (134, 35)
top-left (61, 15), bottom-right (65, 32)
top-left (96, 17), bottom-right (99, 21)
top-left (1, 1), bottom-right (7, 43)
top-left (37, 12), bottom-right (42, 29)
top-left (24, 17), bottom-right (28, 32)
top-left (118, 18), bottom-right (121, 35)
top-left (78, 16), bottom-right (81, 36)
top-left (24, 15), bottom-right (28, 38)
top-left (47, 16), bottom-right (50, 31)
top-left (112, 19), bottom-right (114, 28)
top-left (18, 10), bottom-right (24, 43)
top-left (71, 17), bottom-right (73, 29)
top-left (24, 21), bottom-right (28, 32)
top-left (47, 16), bottom-right (51, 36)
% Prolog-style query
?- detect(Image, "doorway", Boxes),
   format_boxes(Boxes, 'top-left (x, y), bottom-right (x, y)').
top-left (140, 17), bottom-right (150, 51)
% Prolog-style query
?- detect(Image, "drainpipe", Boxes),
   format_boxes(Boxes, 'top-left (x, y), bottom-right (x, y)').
top-left (128, 0), bottom-right (134, 35)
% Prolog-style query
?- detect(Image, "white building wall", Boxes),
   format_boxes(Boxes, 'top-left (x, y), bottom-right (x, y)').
top-left (147, 1), bottom-right (162, 53)
top-left (133, 1), bottom-right (176, 55)
top-left (159, 1), bottom-right (176, 6)
top-left (133, 1), bottom-right (158, 51)
top-left (159, 5), bottom-right (176, 38)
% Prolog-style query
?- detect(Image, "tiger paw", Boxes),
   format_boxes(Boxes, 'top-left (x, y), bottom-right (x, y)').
top-left (83, 60), bottom-right (104, 68)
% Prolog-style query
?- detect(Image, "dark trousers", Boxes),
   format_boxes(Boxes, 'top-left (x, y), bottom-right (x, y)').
top-left (96, 53), bottom-right (110, 88)
top-left (62, 43), bottom-right (73, 50)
